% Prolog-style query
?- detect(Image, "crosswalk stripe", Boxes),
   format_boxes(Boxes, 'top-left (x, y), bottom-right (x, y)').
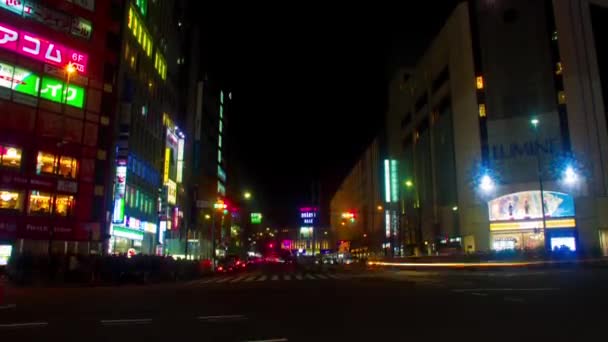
top-left (295, 274), bottom-right (303, 280)
top-left (284, 274), bottom-right (291, 281)
top-left (271, 275), bottom-right (279, 281)
top-left (230, 275), bottom-right (248, 283)
top-left (305, 274), bottom-right (315, 280)
top-left (327, 274), bottom-right (339, 279)
top-left (216, 277), bottom-right (233, 283)
top-left (316, 274), bottom-right (328, 279)
top-left (244, 275), bottom-right (257, 282)
top-left (257, 275), bottom-right (267, 282)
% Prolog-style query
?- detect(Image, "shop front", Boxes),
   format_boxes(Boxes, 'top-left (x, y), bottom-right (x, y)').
top-left (109, 216), bottom-right (144, 254)
top-left (488, 191), bottom-right (577, 252)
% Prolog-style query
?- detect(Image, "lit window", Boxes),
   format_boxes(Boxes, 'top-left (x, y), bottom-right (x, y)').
top-left (28, 191), bottom-right (53, 215)
top-left (552, 30), bottom-right (558, 41)
top-left (1, 146), bottom-right (22, 168)
top-left (0, 190), bottom-right (23, 211)
top-left (218, 135), bottom-right (222, 148)
top-left (219, 120), bottom-right (223, 133)
top-left (37, 152), bottom-right (57, 175)
top-left (58, 156), bottom-right (78, 179)
top-left (556, 62), bottom-right (563, 75)
top-left (55, 195), bottom-right (75, 216)
top-left (479, 104), bottom-right (486, 117)
top-left (125, 185), bottom-right (130, 206)
top-left (558, 91), bottom-right (566, 105)
top-left (136, 189), bottom-right (140, 209)
top-left (476, 76), bottom-right (484, 90)
top-left (218, 150), bottom-right (222, 164)
top-left (220, 105), bottom-right (223, 119)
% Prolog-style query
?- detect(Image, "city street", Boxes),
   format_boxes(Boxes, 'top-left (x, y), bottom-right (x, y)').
top-left (1, 264), bottom-right (607, 341)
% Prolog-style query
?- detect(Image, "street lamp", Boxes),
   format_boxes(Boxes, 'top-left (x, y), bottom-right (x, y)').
top-left (563, 165), bottom-right (578, 185)
top-left (405, 180), bottom-right (413, 188)
top-left (479, 174), bottom-right (495, 193)
top-left (531, 117), bottom-right (548, 250)
top-left (243, 192), bottom-right (252, 200)
top-left (377, 205), bottom-right (383, 211)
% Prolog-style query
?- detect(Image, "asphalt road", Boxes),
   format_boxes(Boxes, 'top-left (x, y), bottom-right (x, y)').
top-left (1, 263), bottom-right (608, 341)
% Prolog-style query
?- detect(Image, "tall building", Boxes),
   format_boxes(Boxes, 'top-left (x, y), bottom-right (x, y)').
top-left (189, 78), bottom-right (233, 259)
top-left (330, 139), bottom-right (385, 256)
top-left (108, 0), bottom-right (187, 256)
top-left (0, 0), bottom-right (123, 257)
top-left (386, 0), bottom-right (608, 255)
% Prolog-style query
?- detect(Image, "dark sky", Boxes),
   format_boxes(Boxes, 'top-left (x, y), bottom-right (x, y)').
top-left (197, 2), bottom-right (462, 227)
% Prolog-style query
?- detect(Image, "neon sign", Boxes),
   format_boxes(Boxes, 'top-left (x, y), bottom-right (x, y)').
top-left (0, 21), bottom-right (88, 73)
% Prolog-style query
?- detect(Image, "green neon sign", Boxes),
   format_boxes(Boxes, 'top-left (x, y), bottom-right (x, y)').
top-left (39, 77), bottom-right (85, 108)
top-left (13, 68), bottom-right (40, 96)
top-left (251, 213), bottom-right (262, 224)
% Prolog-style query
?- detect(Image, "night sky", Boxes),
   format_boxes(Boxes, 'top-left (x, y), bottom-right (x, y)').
top-left (197, 2), bottom-right (462, 227)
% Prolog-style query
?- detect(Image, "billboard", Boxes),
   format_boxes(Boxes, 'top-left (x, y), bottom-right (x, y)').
top-left (299, 207), bottom-right (318, 226)
top-left (488, 191), bottom-right (575, 222)
top-left (112, 160), bottom-right (127, 223)
top-left (40, 77), bottom-right (85, 108)
top-left (0, 21), bottom-right (89, 73)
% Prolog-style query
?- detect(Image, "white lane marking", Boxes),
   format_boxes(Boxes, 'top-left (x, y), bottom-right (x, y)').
top-left (0, 304), bottom-right (16, 310)
top-left (284, 274), bottom-right (291, 281)
top-left (230, 275), bottom-right (248, 283)
top-left (470, 292), bottom-right (488, 297)
top-left (0, 322), bottom-right (48, 329)
top-left (271, 275), bottom-right (279, 281)
top-left (257, 275), bottom-right (267, 282)
top-left (295, 274), bottom-right (303, 280)
top-left (305, 274), bottom-right (315, 280)
top-left (326, 274), bottom-right (339, 279)
top-left (201, 278), bottom-right (217, 284)
top-left (504, 297), bottom-right (525, 303)
top-left (452, 288), bottom-right (559, 293)
top-left (100, 318), bottom-right (153, 326)
top-left (244, 275), bottom-right (257, 282)
top-left (243, 338), bottom-right (288, 342)
top-left (198, 314), bottom-right (247, 322)
top-left (316, 274), bottom-right (328, 279)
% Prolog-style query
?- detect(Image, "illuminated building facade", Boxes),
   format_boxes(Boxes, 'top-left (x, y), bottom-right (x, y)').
top-left (108, 0), bottom-right (185, 255)
top-left (330, 139), bottom-right (385, 255)
top-left (0, 0), bottom-right (123, 256)
top-left (386, 0), bottom-right (608, 255)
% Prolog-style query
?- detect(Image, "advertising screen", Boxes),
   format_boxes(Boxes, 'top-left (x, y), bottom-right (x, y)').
top-left (488, 191), bottom-right (575, 222)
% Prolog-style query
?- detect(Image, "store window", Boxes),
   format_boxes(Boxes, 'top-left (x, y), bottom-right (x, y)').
top-left (28, 191), bottom-right (53, 215)
top-left (36, 152), bottom-right (78, 178)
top-left (0, 146), bottom-right (22, 169)
top-left (36, 152), bottom-right (58, 175)
top-left (0, 190), bottom-right (23, 211)
top-left (58, 156), bottom-right (78, 179)
top-left (55, 195), bottom-right (75, 217)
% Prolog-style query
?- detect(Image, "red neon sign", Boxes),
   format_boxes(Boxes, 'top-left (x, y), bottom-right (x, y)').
top-left (0, 21), bottom-right (88, 73)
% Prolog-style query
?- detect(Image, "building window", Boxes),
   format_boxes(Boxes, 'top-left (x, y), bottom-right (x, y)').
top-left (55, 195), bottom-right (75, 216)
top-left (218, 150), bottom-right (222, 164)
top-left (0, 190), bottom-right (23, 211)
top-left (28, 191), bottom-right (53, 215)
top-left (58, 156), bottom-right (78, 179)
top-left (36, 152), bottom-right (78, 178)
top-left (552, 30), bottom-right (558, 41)
top-left (218, 135), bottom-right (222, 148)
top-left (36, 152), bottom-right (58, 175)
top-left (558, 91), bottom-right (567, 104)
top-left (479, 104), bottom-right (487, 117)
top-left (476, 76), bottom-right (484, 90)
top-left (0, 146), bottom-right (22, 169)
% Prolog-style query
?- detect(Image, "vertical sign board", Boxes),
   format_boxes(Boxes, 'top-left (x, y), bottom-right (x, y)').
top-left (112, 159), bottom-right (127, 223)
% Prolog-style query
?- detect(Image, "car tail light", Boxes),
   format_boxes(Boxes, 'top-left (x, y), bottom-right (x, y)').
top-left (217, 266), bottom-right (223, 271)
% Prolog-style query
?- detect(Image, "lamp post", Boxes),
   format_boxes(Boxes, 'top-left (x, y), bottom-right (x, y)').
top-left (531, 118), bottom-right (548, 251)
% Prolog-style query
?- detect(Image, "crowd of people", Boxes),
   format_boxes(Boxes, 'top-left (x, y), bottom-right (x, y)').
top-left (4, 253), bottom-right (212, 286)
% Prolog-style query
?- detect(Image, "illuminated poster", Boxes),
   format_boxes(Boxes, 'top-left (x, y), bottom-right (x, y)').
top-left (488, 191), bottom-right (575, 221)
top-left (166, 179), bottom-right (176, 205)
top-left (0, 1), bottom-right (23, 14)
top-left (0, 61), bottom-right (14, 88)
top-left (12, 67), bottom-right (40, 96)
top-left (39, 77), bottom-right (85, 108)
top-left (0, 244), bottom-right (12, 266)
